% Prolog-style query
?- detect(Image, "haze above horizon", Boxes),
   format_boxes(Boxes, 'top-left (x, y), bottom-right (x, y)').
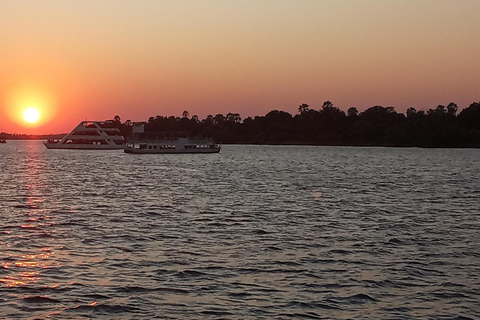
top-left (1, 0), bottom-right (479, 134)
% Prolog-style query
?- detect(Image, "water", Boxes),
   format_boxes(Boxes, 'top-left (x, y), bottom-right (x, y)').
top-left (1, 140), bottom-right (479, 319)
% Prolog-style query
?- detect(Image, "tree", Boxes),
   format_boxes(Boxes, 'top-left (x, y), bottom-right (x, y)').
top-left (298, 103), bottom-right (309, 115)
top-left (447, 102), bottom-right (458, 116)
top-left (203, 115), bottom-right (214, 125)
top-left (226, 113), bottom-right (241, 123)
top-left (182, 110), bottom-right (190, 118)
top-left (347, 107), bottom-right (358, 117)
top-left (322, 101), bottom-right (333, 110)
top-left (459, 102), bottom-right (480, 131)
top-left (213, 114), bottom-right (226, 125)
top-left (354, 106), bottom-right (404, 145)
top-left (428, 105), bottom-right (446, 115)
top-left (406, 107), bottom-right (417, 118)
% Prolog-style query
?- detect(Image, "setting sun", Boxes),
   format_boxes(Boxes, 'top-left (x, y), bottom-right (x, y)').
top-left (23, 107), bottom-right (40, 123)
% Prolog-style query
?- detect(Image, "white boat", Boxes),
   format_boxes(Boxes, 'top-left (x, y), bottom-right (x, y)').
top-left (124, 123), bottom-right (220, 154)
top-left (124, 138), bottom-right (221, 154)
top-left (44, 121), bottom-right (125, 150)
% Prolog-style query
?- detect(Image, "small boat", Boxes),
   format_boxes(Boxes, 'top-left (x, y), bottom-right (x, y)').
top-left (44, 121), bottom-right (125, 150)
top-left (125, 138), bottom-right (221, 154)
top-left (124, 123), bottom-right (220, 154)
top-left (0, 139), bottom-right (6, 143)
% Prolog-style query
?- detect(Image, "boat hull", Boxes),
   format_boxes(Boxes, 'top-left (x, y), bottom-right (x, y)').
top-left (124, 147), bottom-right (220, 154)
top-left (44, 142), bottom-right (125, 150)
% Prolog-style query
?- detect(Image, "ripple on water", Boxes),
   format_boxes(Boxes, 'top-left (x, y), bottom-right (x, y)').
top-left (1, 142), bottom-right (480, 319)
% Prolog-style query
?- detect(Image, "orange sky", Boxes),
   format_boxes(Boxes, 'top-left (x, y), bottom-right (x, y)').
top-left (1, 0), bottom-right (480, 134)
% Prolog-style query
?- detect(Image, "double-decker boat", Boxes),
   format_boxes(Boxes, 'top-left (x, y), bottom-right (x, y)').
top-left (124, 123), bottom-right (220, 154)
top-left (44, 121), bottom-right (125, 150)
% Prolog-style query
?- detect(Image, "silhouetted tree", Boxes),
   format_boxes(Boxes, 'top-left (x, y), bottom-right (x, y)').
top-left (213, 114), bottom-right (226, 125)
top-left (447, 102), bottom-right (458, 116)
top-left (226, 113), bottom-right (241, 123)
top-left (458, 102), bottom-right (480, 146)
top-left (353, 106), bottom-right (404, 145)
top-left (406, 107), bottom-right (417, 118)
top-left (298, 103), bottom-right (310, 115)
top-left (203, 115), bottom-right (214, 125)
top-left (347, 107), bottom-right (358, 117)
top-left (459, 102), bottom-right (480, 131)
top-left (322, 101), bottom-right (333, 110)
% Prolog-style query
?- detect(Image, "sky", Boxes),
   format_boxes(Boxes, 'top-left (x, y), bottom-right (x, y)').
top-left (1, 0), bottom-right (480, 134)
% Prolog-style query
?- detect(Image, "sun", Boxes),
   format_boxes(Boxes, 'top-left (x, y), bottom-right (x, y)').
top-left (23, 107), bottom-right (40, 123)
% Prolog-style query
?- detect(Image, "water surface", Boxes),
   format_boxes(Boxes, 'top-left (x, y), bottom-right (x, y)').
top-left (1, 141), bottom-right (479, 319)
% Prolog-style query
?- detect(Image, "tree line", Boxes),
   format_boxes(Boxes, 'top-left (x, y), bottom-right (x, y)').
top-left (2, 102), bottom-right (479, 147)
top-left (113, 100), bottom-right (480, 147)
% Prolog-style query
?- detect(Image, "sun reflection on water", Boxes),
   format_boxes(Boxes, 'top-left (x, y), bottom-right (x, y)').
top-left (0, 248), bottom-right (54, 287)
top-left (0, 141), bottom-right (56, 288)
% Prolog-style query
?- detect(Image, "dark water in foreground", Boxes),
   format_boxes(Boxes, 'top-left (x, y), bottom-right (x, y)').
top-left (1, 140), bottom-right (479, 319)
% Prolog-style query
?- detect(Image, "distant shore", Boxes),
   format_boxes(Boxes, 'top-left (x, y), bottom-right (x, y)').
top-left (2, 100), bottom-right (480, 148)
top-left (0, 133), bottom-right (66, 140)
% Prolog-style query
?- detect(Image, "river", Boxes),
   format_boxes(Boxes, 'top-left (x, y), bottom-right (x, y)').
top-left (1, 140), bottom-right (479, 319)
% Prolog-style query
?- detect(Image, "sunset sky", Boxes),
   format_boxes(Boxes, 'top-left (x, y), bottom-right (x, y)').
top-left (1, 0), bottom-right (479, 134)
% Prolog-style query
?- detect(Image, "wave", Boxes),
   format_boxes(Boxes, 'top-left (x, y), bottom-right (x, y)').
top-left (277, 312), bottom-right (323, 319)
top-left (327, 293), bottom-right (378, 305)
top-left (68, 303), bottom-right (142, 314)
top-left (22, 295), bottom-right (60, 304)
top-left (200, 309), bottom-right (234, 316)
top-left (286, 300), bottom-right (340, 310)
top-left (115, 285), bottom-right (189, 294)
top-left (176, 269), bottom-right (210, 278)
